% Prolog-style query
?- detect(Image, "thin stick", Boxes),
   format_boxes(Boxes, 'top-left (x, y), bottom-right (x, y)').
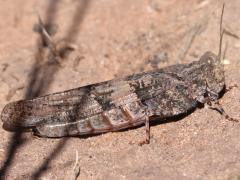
top-left (71, 150), bottom-right (80, 180)
top-left (37, 14), bottom-right (58, 57)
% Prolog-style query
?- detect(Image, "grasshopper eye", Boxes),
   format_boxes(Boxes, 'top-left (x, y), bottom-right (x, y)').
top-left (207, 90), bottom-right (219, 101)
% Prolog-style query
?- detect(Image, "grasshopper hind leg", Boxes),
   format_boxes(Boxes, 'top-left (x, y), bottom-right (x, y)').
top-left (138, 117), bottom-right (150, 146)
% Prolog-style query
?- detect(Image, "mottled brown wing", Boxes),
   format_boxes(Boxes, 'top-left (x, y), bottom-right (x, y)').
top-left (1, 68), bottom-right (196, 137)
top-left (34, 79), bottom-right (149, 137)
top-left (1, 86), bottom-right (91, 128)
top-left (1, 73), bottom-right (151, 137)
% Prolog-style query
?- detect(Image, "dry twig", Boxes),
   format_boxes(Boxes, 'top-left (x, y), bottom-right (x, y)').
top-left (71, 150), bottom-right (80, 180)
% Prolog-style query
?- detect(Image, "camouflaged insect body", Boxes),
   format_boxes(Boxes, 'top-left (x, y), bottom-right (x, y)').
top-left (1, 51), bottom-right (225, 137)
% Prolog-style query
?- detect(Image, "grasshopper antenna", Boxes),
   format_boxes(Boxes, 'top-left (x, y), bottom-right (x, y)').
top-left (218, 4), bottom-right (225, 61)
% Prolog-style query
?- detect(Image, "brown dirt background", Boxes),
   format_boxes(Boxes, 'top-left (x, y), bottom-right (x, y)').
top-left (0, 0), bottom-right (240, 179)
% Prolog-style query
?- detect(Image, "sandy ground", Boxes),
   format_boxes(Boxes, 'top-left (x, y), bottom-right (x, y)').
top-left (0, 0), bottom-right (240, 179)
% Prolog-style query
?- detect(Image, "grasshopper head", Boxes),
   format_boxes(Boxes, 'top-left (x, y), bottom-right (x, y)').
top-left (198, 4), bottom-right (226, 102)
top-left (200, 51), bottom-right (225, 101)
